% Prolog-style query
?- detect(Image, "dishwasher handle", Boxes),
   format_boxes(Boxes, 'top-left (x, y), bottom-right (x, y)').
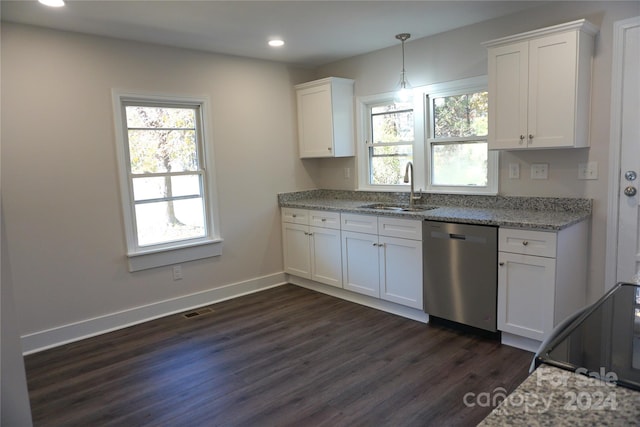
top-left (429, 230), bottom-right (487, 244)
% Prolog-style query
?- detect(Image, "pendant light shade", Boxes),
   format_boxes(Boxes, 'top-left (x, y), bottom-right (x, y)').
top-left (395, 33), bottom-right (412, 102)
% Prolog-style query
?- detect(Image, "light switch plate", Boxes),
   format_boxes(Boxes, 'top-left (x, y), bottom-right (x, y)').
top-left (508, 163), bottom-right (520, 179)
top-left (531, 163), bottom-right (549, 180)
top-left (578, 161), bottom-right (598, 180)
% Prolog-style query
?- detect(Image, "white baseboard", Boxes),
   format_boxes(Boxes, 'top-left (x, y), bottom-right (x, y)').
top-left (22, 272), bottom-right (287, 355)
top-left (288, 275), bottom-right (429, 324)
top-left (501, 332), bottom-right (540, 353)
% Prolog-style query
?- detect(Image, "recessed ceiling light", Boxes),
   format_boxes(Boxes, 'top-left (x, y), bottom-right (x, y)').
top-left (268, 39), bottom-right (285, 48)
top-left (39, 0), bottom-right (65, 7)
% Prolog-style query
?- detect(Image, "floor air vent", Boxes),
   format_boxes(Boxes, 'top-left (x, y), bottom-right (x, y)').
top-left (182, 307), bottom-right (214, 318)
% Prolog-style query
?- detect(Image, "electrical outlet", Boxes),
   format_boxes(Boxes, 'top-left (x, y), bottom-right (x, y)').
top-left (172, 265), bottom-right (183, 281)
top-left (508, 163), bottom-right (520, 179)
top-left (578, 161), bottom-right (598, 180)
top-left (531, 163), bottom-right (549, 180)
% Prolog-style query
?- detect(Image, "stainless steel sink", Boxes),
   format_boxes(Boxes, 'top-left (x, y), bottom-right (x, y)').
top-left (359, 203), bottom-right (437, 212)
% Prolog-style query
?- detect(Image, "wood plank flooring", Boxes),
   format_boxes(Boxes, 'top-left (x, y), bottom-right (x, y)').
top-left (25, 284), bottom-right (532, 426)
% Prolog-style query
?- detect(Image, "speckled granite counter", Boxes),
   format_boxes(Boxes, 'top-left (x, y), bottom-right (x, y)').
top-left (278, 190), bottom-right (591, 231)
top-left (478, 365), bottom-right (640, 426)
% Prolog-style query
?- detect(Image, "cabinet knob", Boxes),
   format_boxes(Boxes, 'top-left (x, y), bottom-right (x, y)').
top-left (292, 214), bottom-right (297, 218)
top-left (519, 135), bottom-right (525, 144)
top-left (528, 134), bottom-right (534, 140)
top-left (328, 147), bottom-right (332, 151)
top-left (499, 262), bottom-right (505, 266)
top-left (321, 218), bottom-right (327, 222)
top-left (522, 241), bottom-right (529, 246)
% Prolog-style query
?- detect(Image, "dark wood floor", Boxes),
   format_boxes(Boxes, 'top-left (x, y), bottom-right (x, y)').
top-left (25, 284), bottom-right (532, 426)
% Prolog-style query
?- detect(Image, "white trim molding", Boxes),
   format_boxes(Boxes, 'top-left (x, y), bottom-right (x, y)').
top-left (22, 273), bottom-right (287, 354)
top-left (604, 16), bottom-right (640, 290)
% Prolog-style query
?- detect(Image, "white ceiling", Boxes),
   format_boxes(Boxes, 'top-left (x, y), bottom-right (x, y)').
top-left (1, 0), bottom-right (547, 67)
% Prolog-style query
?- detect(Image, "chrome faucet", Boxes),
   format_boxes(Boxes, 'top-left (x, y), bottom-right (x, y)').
top-left (403, 161), bottom-right (421, 208)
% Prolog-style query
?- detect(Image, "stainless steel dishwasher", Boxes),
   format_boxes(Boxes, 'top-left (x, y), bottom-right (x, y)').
top-left (423, 220), bottom-right (498, 332)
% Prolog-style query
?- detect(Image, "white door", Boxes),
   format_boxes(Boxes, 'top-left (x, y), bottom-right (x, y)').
top-left (341, 230), bottom-right (380, 297)
top-left (309, 226), bottom-right (342, 288)
top-left (528, 31), bottom-right (577, 148)
top-left (497, 252), bottom-right (556, 341)
top-left (282, 222), bottom-right (311, 279)
top-left (379, 236), bottom-right (423, 309)
top-left (608, 17), bottom-right (640, 286)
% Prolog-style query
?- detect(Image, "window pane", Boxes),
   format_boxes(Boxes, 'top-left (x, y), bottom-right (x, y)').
top-left (370, 145), bottom-right (412, 185)
top-left (125, 106), bottom-right (195, 129)
top-left (132, 175), bottom-right (202, 201)
top-left (433, 92), bottom-right (488, 138)
top-left (135, 198), bottom-right (206, 246)
top-left (432, 142), bottom-right (488, 186)
top-left (127, 129), bottom-right (198, 174)
top-left (371, 111), bottom-right (414, 143)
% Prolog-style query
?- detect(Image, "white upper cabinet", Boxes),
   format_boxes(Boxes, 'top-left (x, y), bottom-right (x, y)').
top-left (295, 77), bottom-right (355, 158)
top-left (484, 20), bottom-right (598, 150)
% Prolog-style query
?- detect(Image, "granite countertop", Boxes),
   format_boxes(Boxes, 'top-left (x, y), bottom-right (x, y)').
top-left (478, 365), bottom-right (640, 426)
top-left (278, 190), bottom-right (592, 231)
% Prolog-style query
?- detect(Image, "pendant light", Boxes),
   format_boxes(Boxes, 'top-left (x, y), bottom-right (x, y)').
top-left (395, 33), bottom-right (412, 102)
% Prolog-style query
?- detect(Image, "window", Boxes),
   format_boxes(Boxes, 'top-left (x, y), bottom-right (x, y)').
top-left (368, 101), bottom-right (414, 185)
top-left (112, 91), bottom-right (222, 271)
top-left (358, 97), bottom-right (417, 189)
top-left (356, 76), bottom-right (497, 194)
top-left (427, 86), bottom-right (497, 193)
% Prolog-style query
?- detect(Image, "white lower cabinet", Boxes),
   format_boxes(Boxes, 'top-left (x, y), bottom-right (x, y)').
top-left (282, 208), bottom-right (342, 288)
top-left (497, 223), bottom-right (588, 345)
top-left (341, 214), bottom-right (423, 309)
top-left (378, 235), bottom-right (423, 308)
top-left (497, 251), bottom-right (556, 341)
top-left (342, 230), bottom-right (380, 297)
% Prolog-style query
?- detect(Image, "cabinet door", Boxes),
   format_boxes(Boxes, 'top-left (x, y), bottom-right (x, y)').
top-left (497, 252), bottom-right (556, 341)
top-left (488, 41), bottom-right (529, 149)
top-left (341, 231), bottom-right (380, 298)
top-left (379, 236), bottom-right (423, 309)
top-left (297, 84), bottom-right (334, 158)
top-left (310, 226), bottom-right (342, 288)
top-left (282, 222), bottom-right (311, 279)
top-left (528, 31), bottom-right (578, 148)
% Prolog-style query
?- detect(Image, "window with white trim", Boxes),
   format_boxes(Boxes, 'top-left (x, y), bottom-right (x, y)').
top-left (112, 91), bottom-right (222, 271)
top-left (426, 83), bottom-right (497, 194)
top-left (357, 76), bottom-right (497, 194)
top-left (366, 99), bottom-right (414, 185)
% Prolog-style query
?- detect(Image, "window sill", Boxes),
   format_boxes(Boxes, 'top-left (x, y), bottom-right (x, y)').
top-left (127, 238), bottom-right (223, 272)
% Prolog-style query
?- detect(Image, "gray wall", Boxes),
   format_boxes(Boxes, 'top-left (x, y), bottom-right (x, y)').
top-left (314, 1), bottom-right (640, 302)
top-left (1, 23), bottom-right (316, 345)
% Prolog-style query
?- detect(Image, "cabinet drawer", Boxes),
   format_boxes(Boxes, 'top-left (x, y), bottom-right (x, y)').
top-left (341, 213), bottom-right (378, 234)
top-left (499, 228), bottom-right (556, 258)
top-left (378, 217), bottom-right (422, 241)
top-left (309, 210), bottom-right (341, 230)
top-left (281, 208), bottom-right (309, 225)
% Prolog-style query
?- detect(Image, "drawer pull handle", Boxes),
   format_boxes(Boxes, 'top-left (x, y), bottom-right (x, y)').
top-left (321, 218), bottom-right (327, 222)
top-left (522, 241), bottom-right (529, 246)
top-left (499, 262), bottom-right (505, 266)
top-left (292, 214), bottom-right (297, 218)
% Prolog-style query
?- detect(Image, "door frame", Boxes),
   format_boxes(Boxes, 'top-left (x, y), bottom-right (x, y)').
top-left (604, 16), bottom-right (640, 289)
